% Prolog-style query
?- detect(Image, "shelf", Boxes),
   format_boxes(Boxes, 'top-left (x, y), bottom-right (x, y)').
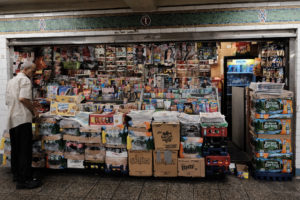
top-left (227, 72), bottom-right (253, 74)
top-left (227, 84), bottom-right (250, 87)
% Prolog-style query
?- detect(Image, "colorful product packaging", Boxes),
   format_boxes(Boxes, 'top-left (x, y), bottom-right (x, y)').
top-left (252, 138), bottom-right (292, 154)
top-left (179, 137), bottom-right (203, 158)
top-left (254, 157), bottom-right (292, 173)
top-left (127, 127), bottom-right (154, 150)
top-left (50, 102), bottom-right (78, 116)
top-left (252, 119), bottom-right (292, 135)
top-left (253, 98), bottom-right (293, 118)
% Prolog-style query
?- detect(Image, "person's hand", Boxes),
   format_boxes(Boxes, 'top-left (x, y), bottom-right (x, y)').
top-left (33, 109), bottom-right (39, 118)
top-left (33, 101), bottom-right (41, 108)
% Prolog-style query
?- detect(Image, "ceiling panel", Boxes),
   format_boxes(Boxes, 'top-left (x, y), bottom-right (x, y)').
top-left (0, 0), bottom-right (299, 14)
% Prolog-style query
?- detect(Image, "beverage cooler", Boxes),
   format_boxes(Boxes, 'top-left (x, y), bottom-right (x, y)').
top-left (223, 57), bottom-right (256, 139)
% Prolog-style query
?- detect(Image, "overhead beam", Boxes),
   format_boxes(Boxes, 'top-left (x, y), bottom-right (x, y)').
top-left (123, 0), bottom-right (156, 12)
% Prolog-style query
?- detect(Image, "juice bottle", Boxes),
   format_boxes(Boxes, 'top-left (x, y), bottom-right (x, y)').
top-left (286, 122), bottom-right (290, 135)
top-left (287, 100), bottom-right (292, 113)
top-left (282, 100), bottom-right (288, 114)
top-left (282, 140), bottom-right (287, 153)
top-left (286, 141), bottom-right (290, 153)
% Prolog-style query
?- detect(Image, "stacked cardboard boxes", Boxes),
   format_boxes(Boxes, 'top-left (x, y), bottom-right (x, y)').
top-left (152, 112), bottom-right (180, 177)
top-left (249, 83), bottom-right (293, 179)
top-left (178, 113), bottom-right (205, 177)
top-left (127, 110), bottom-right (154, 176)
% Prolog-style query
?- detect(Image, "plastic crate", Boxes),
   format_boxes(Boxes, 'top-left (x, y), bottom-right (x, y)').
top-left (105, 164), bottom-right (128, 174)
top-left (201, 126), bottom-right (227, 137)
top-left (203, 137), bottom-right (228, 148)
top-left (203, 147), bottom-right (228, 156)
top-left (205, 154), bottom-right (230, 167)
top-left (206, 165), bottom-right (229, 175)
top-left (252, 171), bottom-right (292, 181)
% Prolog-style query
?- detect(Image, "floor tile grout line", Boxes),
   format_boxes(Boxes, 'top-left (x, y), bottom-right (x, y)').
top-left (137, 180), bottom-right (146, 200)
top-left (110, 179), bottom-right (122, 200)
top-left (83, 180), bottom-right (99, 200)
top-left (244, 190), bottom-right (251, 200)
top-left (241, 182), bottom-right (251, 200)
top-left (165, 182), bottom-right (170, 200)
top-left (59, 180), bottom-right (74, 197)
top-left (218, 186), bottom-right (223, 200)
top-left (193, 185), bottom-right (195, 200)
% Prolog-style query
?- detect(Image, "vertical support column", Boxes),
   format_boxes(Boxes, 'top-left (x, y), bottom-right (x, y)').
top-left (295, 28), bottom-right (300, 177)
top-left (0, 37), bottom-right (9, 138)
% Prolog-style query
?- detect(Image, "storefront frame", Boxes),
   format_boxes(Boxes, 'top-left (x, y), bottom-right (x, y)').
top-left (0, 3), bottom-right (300, 176)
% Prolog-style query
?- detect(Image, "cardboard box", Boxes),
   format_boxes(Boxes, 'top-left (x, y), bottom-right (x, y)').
top-left (85, 145), bottom-right (106, 162)
top-left (221, 42), bottom-right (232, 49)
top-left (236, 164), bottom-right (249, 179)
top-left (50, 101), bottom-right (78, 116)
top-left (80, 127), bottom-right (102, 144)
top-left (67, 159), bottom-right (84, 169)
top-left (42, 134), bottom-right (62, 141)
top-left (64, 152), bottom-right (85, 160)
top-left (56, 95), bottom-right (83, 104)
top-left (105, 149), bottom-right (128, 172)
top-left (63, 134), bottom-right (88, 143)
top-left (178, 158), bottom-right (205, 177)
top-left (128, 150), bottom-right (152, 176)
top-left (249, 130), bottom-right (291, 140)
top-left (153, 150), bottom-right (178, 177)
top-left (152, 122), bottom-right (180, 150)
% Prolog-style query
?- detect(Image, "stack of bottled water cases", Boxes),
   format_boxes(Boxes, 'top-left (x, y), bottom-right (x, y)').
top-left (249, 82), bottom-right (293, 180)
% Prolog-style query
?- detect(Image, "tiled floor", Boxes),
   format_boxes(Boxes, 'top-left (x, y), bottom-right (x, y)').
top-left (0, 168), bottom-right (300, 200)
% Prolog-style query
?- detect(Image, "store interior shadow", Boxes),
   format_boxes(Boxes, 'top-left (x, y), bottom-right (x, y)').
top-left (228, 141), bottom-right (251, 163)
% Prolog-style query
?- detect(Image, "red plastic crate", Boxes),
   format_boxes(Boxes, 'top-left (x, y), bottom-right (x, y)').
top-left (201, 126), bottom-right (227, 137)
top-left (205, 154), bottom-right (230, 167)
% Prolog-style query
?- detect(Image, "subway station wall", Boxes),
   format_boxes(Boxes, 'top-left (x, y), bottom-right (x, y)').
top-left (1, 6), bottom-right (300, 34)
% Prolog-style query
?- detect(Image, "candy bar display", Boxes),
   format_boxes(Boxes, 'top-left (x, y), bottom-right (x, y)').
top-left (248, 82), bottom-right (293, 180)
top-left (260, 41), bottom-right (288, 83)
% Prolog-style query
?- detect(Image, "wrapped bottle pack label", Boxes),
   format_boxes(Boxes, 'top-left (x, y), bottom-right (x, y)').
top-left (253, 138), bottom-right (292, 154)
top-left (254, 157), bottom-right (292, 173)
top-left (127, 128), bottom-right (153, 150)
top-left (253, 99), bottom-right (293, 117)
top-left (102, 126), bottom-right (126, 146)
top-left (252, 119), bottom-right (291, 135)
